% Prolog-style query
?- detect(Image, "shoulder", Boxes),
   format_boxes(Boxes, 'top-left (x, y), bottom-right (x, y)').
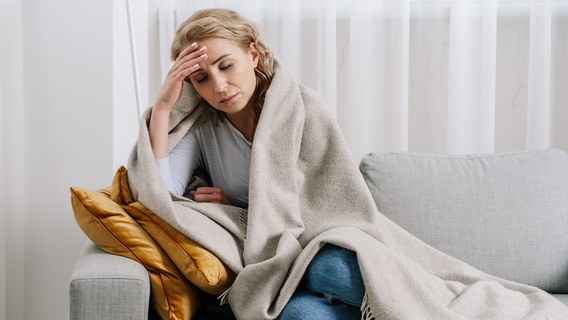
top-left (183, 109), bottom-right (215, 136)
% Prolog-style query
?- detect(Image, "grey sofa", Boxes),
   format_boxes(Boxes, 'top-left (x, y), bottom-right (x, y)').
top-left (70, 148), bottom-right (568, 319)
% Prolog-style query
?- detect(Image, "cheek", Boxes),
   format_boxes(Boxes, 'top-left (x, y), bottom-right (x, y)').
top-left (193, 85), bottom-right (213, 104)
top-left (246, 69), bottom-right (258, 91)
top-left (192, 82), bottom-right (208, 96)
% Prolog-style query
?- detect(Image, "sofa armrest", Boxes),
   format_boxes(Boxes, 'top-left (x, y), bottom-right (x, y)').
top-left (70, 240), bottom-right (151, 320)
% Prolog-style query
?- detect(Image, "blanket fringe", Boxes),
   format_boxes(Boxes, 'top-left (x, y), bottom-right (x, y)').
top-left (217, 287), bottom-right (231, 305)
top-left (239, 209), bottom-right (248, 237)
top-left (360, 293), bottom-right (376, 320)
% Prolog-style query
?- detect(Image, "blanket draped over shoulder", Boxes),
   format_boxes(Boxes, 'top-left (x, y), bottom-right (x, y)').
top-left (128, 60), bottom-right (568, 320)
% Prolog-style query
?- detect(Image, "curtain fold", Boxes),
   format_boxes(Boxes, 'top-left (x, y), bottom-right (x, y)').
top-left (527, 0), bottom-right (552, 150)
top-left (150, 0), bottom-right (568, 160)
top-left (446, 0), bottom-right (498, 154)
top-left (158, 0), bottom-right (176, 82)
top-left (481, 0), bottom-right (498, 153)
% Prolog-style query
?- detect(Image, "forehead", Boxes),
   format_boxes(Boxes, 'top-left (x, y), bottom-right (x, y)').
top-left (198, 37), bottom-right (247, 55)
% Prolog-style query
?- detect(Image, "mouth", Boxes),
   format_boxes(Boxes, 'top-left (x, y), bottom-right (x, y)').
top-left (219, 93), bottom-right (238, 104)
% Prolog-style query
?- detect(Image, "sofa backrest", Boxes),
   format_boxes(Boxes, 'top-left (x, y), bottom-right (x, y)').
top-left (359, 148), bottom-right (568, 293)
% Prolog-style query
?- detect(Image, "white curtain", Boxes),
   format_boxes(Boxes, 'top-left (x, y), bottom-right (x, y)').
top-left (147, 0), bottom-right (568, 161)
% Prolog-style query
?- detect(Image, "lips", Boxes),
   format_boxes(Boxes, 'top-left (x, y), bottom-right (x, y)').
top-left (220, 93), bottom-right (237, 104)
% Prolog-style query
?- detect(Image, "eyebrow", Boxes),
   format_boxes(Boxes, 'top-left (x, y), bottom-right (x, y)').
top-left (192, 53), bottom-right (232, 75)
top-left (211, 53), bottom-right (231, 65)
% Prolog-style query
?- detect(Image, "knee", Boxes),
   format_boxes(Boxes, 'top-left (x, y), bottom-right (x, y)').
top-left (305, 245), bottom-right (359, 282)
top-left (302, 245), bottom-right (365, 302)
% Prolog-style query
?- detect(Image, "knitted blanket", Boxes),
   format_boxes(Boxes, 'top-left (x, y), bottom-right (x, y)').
top-left (128, 60), bottom-right (568, 319)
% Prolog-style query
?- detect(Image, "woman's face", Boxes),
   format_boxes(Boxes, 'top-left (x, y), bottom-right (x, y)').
top-left (188, 37), bottom-right (259, 118)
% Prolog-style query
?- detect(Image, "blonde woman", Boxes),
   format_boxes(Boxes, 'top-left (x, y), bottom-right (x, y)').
top-left (149, 8), bottom-right (365, 319)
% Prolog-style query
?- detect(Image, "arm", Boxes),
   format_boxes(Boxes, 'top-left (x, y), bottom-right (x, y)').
top-left (159, 127), bottom-right (233, 205)
top-left (149, 42), bottom-right (207, 159)
top-left (156, 145), bottom-right (232, 203)
top-left (148, 41), bottom-right (231, 206)
top-left (156, 131), bottom-right (201, 196)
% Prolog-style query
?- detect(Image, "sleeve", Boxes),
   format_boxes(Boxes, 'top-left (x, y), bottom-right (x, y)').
top-left (156, 129), bottom-right (203, 196)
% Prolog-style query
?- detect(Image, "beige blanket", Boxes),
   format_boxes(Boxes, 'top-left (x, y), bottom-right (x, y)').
top-left (128, 60), bottom-right (568, 319)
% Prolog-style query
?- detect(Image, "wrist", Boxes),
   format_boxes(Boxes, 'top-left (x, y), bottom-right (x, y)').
top-left (152, 101), bottom-right (173, 113)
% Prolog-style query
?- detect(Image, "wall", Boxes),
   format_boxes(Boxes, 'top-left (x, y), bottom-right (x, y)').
top-left (23, 0), bottom-right (114, 318)
top-left (113, 0), bottom-right (148, 169)
top-left (0, 59), bottom-right (7, 320)
top-left (1, 0), bottom-right (113, 319)
top-left (1, 0), bottom-right (26, 319)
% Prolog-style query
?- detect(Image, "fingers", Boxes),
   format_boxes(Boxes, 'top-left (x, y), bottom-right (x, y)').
top-left (190, 187), bottom-right (231, 205)
top-left (172, 42), bottom-right (208, 81)
top-left (176, 42), bottom-right (199, 62)
top-left (154, 42), bottom-right (208, 109)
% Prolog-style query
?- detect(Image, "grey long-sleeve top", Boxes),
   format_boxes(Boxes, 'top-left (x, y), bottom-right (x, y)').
top-left (156, 116), bottom-right (251, 208)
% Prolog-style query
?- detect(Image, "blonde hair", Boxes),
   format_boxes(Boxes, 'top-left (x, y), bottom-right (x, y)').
top-left (171, 8), bottom-right (274, 126)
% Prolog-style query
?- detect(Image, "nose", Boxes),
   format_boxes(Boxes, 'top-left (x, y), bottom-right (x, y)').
top-left (212, 75), bottom-right (227, 93)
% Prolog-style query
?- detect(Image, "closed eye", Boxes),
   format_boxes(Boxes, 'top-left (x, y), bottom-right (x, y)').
top-left (195, 75), bottom-right (208, 83)
top-left (187, 72), bottom-right (207, 83)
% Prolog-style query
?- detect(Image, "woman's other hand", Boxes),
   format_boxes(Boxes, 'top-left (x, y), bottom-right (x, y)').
top-left (190, 187), bottom-right (232, 205)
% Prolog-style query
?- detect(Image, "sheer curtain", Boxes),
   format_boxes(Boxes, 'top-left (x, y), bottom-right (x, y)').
top-left (146, 0), bottom-right (568, 161)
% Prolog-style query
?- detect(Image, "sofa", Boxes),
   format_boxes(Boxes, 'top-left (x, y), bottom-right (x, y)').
top-left (70, 148), bottom-right (568, 319)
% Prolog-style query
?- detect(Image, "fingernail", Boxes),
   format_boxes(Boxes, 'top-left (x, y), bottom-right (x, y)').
top-left (191, 42), bottom-right (197, 47)
top-left (199, 45), bottom-right (207, 51)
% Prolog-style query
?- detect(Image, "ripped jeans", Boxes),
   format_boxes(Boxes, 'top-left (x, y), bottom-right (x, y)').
top-left (278, 244), bottom-right (365, 320)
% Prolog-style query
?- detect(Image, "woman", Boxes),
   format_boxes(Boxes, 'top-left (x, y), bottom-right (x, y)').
top-left (128, 7), bottom-right (568, 320)
top-left (149, 8), bottom-right (366, 319)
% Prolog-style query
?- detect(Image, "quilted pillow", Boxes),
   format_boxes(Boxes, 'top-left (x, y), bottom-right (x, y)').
top-left (110, 166), bottom-right (236, 295)
top-left (70, 185), bottom-right (202, 320)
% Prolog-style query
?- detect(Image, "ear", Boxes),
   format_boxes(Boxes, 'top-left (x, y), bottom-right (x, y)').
top-left (249, 42), bottom-right (260, 67)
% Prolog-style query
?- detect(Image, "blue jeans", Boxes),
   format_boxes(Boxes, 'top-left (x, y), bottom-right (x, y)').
top-left (278, 245), bottom-right (365, 320)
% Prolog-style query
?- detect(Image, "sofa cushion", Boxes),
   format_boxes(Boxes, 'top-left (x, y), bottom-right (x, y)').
top-left (71, 166), bottom-right (236, 300)
top-left (359, 149), bottom-right (568, 293)
top-left (70, 185), bottom-right (202, 319)
top-left (110, 166), bottom-right (236, 295)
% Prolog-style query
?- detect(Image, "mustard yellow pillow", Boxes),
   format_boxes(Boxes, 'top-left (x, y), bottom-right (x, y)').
top-left (110, 166), bottom-right (236, 295)
top-left (70, 185), bottom-right (202, 320)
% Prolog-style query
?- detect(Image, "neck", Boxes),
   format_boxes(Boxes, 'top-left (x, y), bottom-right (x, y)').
top-left (226, 107), bottom-right (256, 141)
